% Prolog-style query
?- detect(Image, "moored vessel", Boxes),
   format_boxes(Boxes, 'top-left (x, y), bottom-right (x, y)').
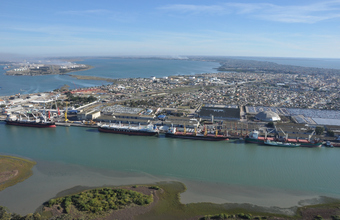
top-left (245, 130), bottom-right (322, 147)
top-left (165, 127), bottom-right (229, 141)
top-left (264, 139), bottom-right (300, 147)
top-left (98, 122), bottom-right (159, 136)
top-left (5, 112), bottom-right (56, 128)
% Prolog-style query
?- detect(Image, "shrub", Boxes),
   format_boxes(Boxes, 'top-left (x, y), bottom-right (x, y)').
top-left (332, 215), bottom-right (340, 220)
top-left (315, 215), bottom-right (323, 220)
top-left (48, 199), bottom-right (56, 207)
top-left (44, 187), bottom-right (152, 214)
top-left (327, 130), bottom-right (335, 137)
top-left (149, 186), bottom-right (160, 190)
top-left (65, 206), bottom-right (71, 214)
top-left (315, 127), bottom-right (324, 135)
top-left (145, 197), bottom-right (153, 204)
top-left (224, 213), bottom-right (231, 219)
top-left (238, 213), bottom-right (252, 219)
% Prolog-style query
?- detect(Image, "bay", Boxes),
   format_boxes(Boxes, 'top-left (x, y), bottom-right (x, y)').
top-left (72, 58), bottom-right (220, 79)
top-left (0, 59), bottom-right (220, 97)
top-left (1, 123), bottom-right (340, 214)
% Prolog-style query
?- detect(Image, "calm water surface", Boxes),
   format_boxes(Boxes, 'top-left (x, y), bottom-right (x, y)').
top-left (0, 59), bottom-right (219, 96)
top-left (73, 59), bottom-right (219, 79)
top-left (1, 124), bottom-right (340, 214)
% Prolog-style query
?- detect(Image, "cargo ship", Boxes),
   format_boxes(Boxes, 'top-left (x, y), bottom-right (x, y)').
top-left (165, 127), bottom-right (229, 141)
top-left (5, 112), bottom-right (56, 128)
top-left (245, 130), bottom-right (322, 147)
top-left (98, 122), bottom-right (159, 136)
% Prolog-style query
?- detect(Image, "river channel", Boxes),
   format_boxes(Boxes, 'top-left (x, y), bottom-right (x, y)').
top-left (1, 123), bottom-right (340, 215)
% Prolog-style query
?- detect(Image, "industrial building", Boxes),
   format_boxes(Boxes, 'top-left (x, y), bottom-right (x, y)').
top-left (255, 111), bottom-right (281, 122)
top-left (77, 110), bottom-right (101, 120)
top-left (198, 104), bottom-right (240, 120)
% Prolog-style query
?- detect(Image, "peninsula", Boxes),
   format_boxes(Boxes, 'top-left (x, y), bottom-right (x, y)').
top-left (5, 63), bottom-right (93, 76)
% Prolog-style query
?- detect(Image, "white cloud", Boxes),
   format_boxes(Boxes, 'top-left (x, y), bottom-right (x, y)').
top-left (158, 1), bottom-right (340, 23)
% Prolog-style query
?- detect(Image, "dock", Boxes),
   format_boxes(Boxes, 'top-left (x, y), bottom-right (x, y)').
top-left (55, 122), bottom-right (99, 128)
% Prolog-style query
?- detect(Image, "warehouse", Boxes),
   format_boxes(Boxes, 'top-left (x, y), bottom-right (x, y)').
top-left (199, 104), bottom-right (240, 120)
top-left (255, 111), bottom-right (281, 122)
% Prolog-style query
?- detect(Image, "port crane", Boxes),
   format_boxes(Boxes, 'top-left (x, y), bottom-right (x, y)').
top-left (308, 130), bottom-right (316, 142)
top-left (64, 101), bottom-right (69, 122)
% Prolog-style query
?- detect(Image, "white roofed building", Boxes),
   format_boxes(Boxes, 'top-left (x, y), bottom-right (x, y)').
top-left (255, 111), bottom-right (281, 122)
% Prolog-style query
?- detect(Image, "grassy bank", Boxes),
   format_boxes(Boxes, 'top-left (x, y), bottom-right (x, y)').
top-left (40, 181), bottom-right (340, 220)
top-left (137, 182), bottom-right (291, 220)
top-left (2, 181), bottom-right (340, 219)
top-left (0, 155), bottom-right (36, 191)
top-left (40, 185), bottom-right (157, 219)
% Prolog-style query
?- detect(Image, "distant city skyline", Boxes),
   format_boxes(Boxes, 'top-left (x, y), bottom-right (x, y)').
top-left (1, 0), bottom-right (340, 58)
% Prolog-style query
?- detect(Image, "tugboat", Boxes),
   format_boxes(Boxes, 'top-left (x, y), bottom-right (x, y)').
top-left (98, 122), bottom-right (159, 136)
top-left (325, 141), bottom-right (334, 148)
top-left (5, 111), bottom-right (56, 128)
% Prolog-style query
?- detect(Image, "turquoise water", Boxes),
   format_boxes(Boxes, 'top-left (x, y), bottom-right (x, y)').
top-left (1, 124), bottom-right (340, 196)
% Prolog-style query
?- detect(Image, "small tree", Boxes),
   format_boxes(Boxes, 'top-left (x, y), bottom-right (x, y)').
top-left (327, 130), bottom-right (335, 137)
top-left (315, 127), bottom-right (324, 135)
top-left (0, 206), bottom-right (11, 220)
top-left (267, 122), bottom-right (274, 127)
top-left (315, 215), bottom-right (323, 220)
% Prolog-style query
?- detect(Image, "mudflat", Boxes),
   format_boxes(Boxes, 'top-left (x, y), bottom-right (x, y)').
top-left (0, 155), bottom-right (36, 191)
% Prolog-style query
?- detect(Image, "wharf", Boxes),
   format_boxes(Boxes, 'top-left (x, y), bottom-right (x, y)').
top-left (55, 122), bottom-right (99, 128)
top-left (228, 136), bottom-right (244, 139)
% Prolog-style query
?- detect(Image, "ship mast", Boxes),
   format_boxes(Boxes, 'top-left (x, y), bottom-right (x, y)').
top-left (43, 103), bottom-right (46, 122)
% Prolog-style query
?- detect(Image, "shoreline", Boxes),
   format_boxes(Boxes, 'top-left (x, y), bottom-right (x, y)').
top-left (0, 155), bottom-right (36, 191)
top-left (0, 157), bottom-right (338, 217)
top-left (68, 74), bottom-right (117, 82)
top-left (7, 180), bottom-right (340, 219)
top-left (4, 64), bottom-right (94, 76)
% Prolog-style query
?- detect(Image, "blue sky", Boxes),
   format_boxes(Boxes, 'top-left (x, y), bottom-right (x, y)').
top-left (1, 0), bottom-right (340, 58)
